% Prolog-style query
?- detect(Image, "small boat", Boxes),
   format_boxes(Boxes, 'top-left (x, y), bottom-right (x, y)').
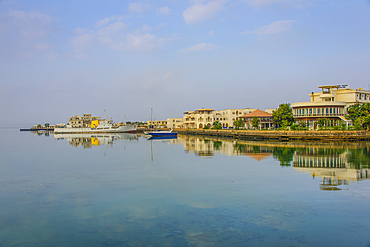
top-left (144, 129), bottom-right (177, 137)
top-left (147, 135), bottom-right (177, 140)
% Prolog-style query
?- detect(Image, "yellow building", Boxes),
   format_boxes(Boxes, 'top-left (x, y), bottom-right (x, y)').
top-left (147, 120), bottom-right (167, 128)
top-left (291, 85), bottom-right (370, 129)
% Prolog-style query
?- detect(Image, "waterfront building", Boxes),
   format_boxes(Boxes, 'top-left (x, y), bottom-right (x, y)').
top-left (239, 109), bottom-right (274, 129)
top-left (213, 108), bottom-right (256, 129)
top-left (147, 120), bottom-right (167, 128)
top-left (69, 114), bottom-right (101, 128)
top-left (291, 85), bottom-right (370, 129)
top-left (183, 109), bottom-right (214, 129)
top-left (69, 115), bottom-right (83, 127)
top-left (167, 118), bottom-right (183, 129)
top-left (182, 108), bottom-right (257, 129)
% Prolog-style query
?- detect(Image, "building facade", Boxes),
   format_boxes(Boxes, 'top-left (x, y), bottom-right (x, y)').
top-left (239, 109), bottom-right (274, 129)
top-left (147, 120), bottom-right (167, 128)
top-left (214, 108), bottom-right (257, 129)
top-left (182, 108), bottom-right (257, 129)
top-left (183, 109), bottom-right (214, 129)
top-left (167, 118), bottom-right (183, 129)
top-left (291, 85), bottom-right (370, 129)
top-left (69, 114), bottom-right (101, 128)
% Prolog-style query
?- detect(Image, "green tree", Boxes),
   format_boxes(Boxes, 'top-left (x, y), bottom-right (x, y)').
top-left (347, 103), bottom-right (370, 130)
top-left (233, 118), bottom-right (245, 129)
top-left (272, 103), bottom-right (295, 128)
top-left (203, 123), bottom-right (211, 129)
top-left (212, 121), bottom-right (222, 130)
top-left (252, 116), bottom-right (260, 129)
top-left (45, 123), bottom-right (50, 128)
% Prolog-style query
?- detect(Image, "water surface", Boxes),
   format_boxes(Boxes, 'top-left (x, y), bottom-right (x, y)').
top-left (1, 129), bottom-right (370, 246)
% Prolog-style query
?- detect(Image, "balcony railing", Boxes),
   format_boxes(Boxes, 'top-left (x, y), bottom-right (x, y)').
top-left (294, 113), bottom-right (344, 117)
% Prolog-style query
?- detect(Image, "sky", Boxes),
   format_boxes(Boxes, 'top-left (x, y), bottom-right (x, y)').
top-left (1, 0), bottom-right (370, 127)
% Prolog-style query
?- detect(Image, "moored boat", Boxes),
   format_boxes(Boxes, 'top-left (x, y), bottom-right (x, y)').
top-left (144, 129), bottom-right (177, 137)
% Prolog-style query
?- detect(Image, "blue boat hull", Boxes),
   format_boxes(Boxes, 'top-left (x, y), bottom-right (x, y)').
top-left (147, 132), bottom-right (177, 137)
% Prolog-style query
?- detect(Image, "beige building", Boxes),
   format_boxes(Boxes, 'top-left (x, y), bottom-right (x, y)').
top-left (265, 108), bottom-right (277, 114)
top-left (183, 109), bottom-right (214, 129)
top-left (182, 108), bottom-right (257, 129)
top-left (291, 85), bottom-right (370, 129)
top-left (167, 118), bottom-right (183, 129)
top-left (69, 114), bottom-right (101, 128)
top-left (214, 108), bottom-right (257, 129)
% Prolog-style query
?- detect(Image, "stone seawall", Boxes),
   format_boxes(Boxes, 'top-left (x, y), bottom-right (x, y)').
top-left (175, 129), bottom-right (370, 142)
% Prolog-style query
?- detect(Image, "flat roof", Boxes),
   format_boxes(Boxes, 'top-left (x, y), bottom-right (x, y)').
top-left (318, 85), bottom-right (340, 89)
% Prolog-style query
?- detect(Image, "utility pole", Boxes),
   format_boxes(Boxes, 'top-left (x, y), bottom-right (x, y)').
top-left (150, 108), bottom-right (153, 129)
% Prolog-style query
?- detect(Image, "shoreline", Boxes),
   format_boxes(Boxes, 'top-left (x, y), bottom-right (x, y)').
top-left (175, 129), bottom-right (370, 142)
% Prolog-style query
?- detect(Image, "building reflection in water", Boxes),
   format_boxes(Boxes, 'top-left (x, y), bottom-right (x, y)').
top-left (54, 133), bottom-right (138, 149)
top-left (50, 132), bottom-right (370, 190)
top-left (176, 135), bottom-right (370, 190)
top-left (293, 147), bottom-right (370, 190)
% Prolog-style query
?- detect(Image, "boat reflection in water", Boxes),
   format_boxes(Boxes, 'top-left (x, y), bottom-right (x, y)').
top-left (54, 133), bottom-right (138, 149)
top-left (175, 135), bottom-right (370, 190)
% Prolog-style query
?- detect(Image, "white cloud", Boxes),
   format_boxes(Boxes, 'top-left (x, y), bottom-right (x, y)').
top-left (96, 17), bottom-right (110, 28)
top-left (244, 0), bottom-right (305, 8)
top-left (157, 6), bottom-right (171, 16)
top-left (178, 43), bottom-right (220, 52)
top-left (128, 2), bottom-right (150, 12)
top-left (6, 10), bottom-right (54, 40)
top-left (182, 0), bottom-right (229, 24)
top-left (8, 10), bottom-right (53, 24)
top-left (241, 20), bottom-right (296, 35)
top-left (95, 15), bottom-right (126, 28)
top-left (141, 24), bottom-right (152, 32)
top-left (120, 32), bottom-right (166, 51)
top-left (34, 42), bottom-right (51, 51)
top-left (71, 31), bottom-right (95, 51)
top-left (71, 13), bottom-right (170, 57)
top-left (0, 10), bottom-right (59, 59)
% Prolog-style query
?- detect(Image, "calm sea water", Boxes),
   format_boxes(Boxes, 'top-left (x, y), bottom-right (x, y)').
top-left (1, 129), bottom-right (370, 247)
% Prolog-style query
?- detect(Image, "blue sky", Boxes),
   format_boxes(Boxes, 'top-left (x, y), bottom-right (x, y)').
top-left (1, 0), bottom-right (370, 126)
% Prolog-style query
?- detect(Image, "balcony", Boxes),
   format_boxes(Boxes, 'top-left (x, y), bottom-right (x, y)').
top-left (294, 113), bottom-right (344, 118)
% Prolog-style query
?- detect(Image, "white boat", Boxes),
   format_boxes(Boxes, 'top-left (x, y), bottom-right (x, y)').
top-left (54, 118), bottom-right (137, 134)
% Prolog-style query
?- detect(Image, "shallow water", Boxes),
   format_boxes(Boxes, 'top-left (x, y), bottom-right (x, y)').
top-left (1, 129), bottom-right (370, 246)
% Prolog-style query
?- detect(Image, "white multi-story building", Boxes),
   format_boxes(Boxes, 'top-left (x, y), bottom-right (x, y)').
top-left (291, 85), bottom-right (370, 128)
